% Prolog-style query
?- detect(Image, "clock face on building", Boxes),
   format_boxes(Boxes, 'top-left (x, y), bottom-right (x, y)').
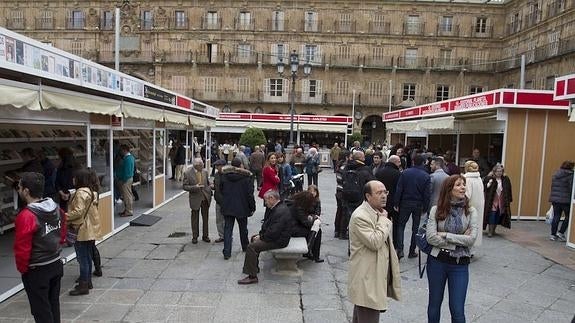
top-left (354, 111), bottom-right (363, 120)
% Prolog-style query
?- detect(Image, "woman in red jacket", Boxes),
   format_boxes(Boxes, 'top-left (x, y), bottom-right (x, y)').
top-left (259, 153), bottom-right (280, 221)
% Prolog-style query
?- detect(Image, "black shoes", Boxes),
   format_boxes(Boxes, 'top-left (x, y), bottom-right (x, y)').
top-left (191, 238), bottom-right (198, 244)
top-left (396, 250), bottom-right (404, 260)
top-left (408, 251), bottom-right (418, 259)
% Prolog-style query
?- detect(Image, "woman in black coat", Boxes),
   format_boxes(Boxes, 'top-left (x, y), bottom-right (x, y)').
top-left (288, 187), bottom-right (323, 263)
top-left (55, 147), bottom-right (79, 211)
top-left (548, 160), bottom-right (574, 241)
top-left (483, 163), bottom-right (513, 237)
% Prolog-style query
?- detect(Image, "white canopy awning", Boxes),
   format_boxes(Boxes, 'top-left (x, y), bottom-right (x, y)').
top-left (298, 123), bottom-right (347, 133)
top-left (122, 102), bottom-right (164, 121)
top-left (163, 110), bottom-right (189, 125)
top-left (42, 90), bottom-right (121, 116)
top-left (387, 116), bottom-right (455, 131)
top-left (0, 83), bottom-right (41, 111)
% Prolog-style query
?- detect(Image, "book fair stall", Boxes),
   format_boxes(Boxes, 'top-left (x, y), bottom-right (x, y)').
top-left (0, 27), bottom-right (217, 301)
top-left (383, 89), bottom-right (574, 225)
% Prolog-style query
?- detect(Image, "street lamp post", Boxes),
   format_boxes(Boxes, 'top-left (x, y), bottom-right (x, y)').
top-left (277, 50), bottom-right (311, 145)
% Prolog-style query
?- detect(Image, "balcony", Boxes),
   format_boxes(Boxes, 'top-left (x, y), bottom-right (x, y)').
top-left (67, 17), bottom-right (85, 30)
top-left (100, 18), bottom-right (114, 30)
top-left (140, 18), bottom-right (153, 30)
top-left (6, 18), bottom-right (25, 30)
top-left (324, 93), bottom-right (352, 105)
top-left (267, 19), bottom-right (288, 31)
top-left (437, 24), bottom-right (459, 37)
top-left (228, 52), bottom-right (259, 64)
top-left (202, 17), bottom-right (222, 30)
top-left (98, 50), bottom-right (155, 63)
top-left (329, 55), bottom-right (358, 67)
top-left (364, 55), bottom-right (394, 68)
top-left (471, 25), bottom-right (493, 38)
top-left (403, 22), bottom-right (425, 35)
top-left (335, 20), bottom-right (356, 33)
top-left (235, 17), bottom-right (254, 31)
top-left (467, 59), bottom-right (496, 72)
top-left (263, 93), bottom-right (289, 103)
top-left (302, 19), bottom-right (321, 32)
top-left (193, 50), bottom-right (226, 64)
top-left (363, 95), bottom-right (389, 107)
top-left (431, 57), bottom-right (463, 71)
top-left (396, 56), bottom-right (428, 69)
top-left (368, 21), bottom-right (391, 34)
top-left (35, 18), bottom-right (55, 30)
top-left (168, 51), bottom-right (192, 63)
top-left (171, 16), bottom-right (189, 30)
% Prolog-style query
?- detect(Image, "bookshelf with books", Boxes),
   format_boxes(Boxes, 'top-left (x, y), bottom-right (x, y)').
top-left (0, 123), bottom-right (87, 233)
top-left (112, 129), bottom-right (153, 184)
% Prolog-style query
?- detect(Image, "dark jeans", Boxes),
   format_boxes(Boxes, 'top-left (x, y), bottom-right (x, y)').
top-left (334, 194), bottom-right (344, 234)
top-left (22, 260), bottom-right (63, 323)
top-left (551, 202), bottom-right (570, 235)
top-left (252, 169), bottom-right (262, 188)
top-left (427, 255), bottom-right (468, 323)
top-left (74, 240), bottom-right (94, 282)
top-left (332, 160), bottom-right (338, 171)
top-left (309, 229), bottom-right (322, 259)
top-left (395, 203), bottom-right (422, 253)
top-left (91, 243), bottom-right (101, 271)
top-left (352, 305), bottom-right (380, 323)
top-left (307, 173), bottom-right (318, 187)
top-left (223, 216), bottom-right (249, 257)
top-left (242, 239), bottom-right (281, 277)
top-left (342, 200), bottom-right (362, 235)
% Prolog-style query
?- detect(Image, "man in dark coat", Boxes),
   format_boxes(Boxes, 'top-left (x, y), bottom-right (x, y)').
top-left (340, 151), bottom-right (375, 239)
top-left (470, 148), bottom-right (491, 178)
top-left (375, 155), bottom-right (401, 223)
top-left (393, 154), bottom-right (431, 259)
top-left (220, 158), bottom-right (255, 259)
top-left (238, 189), bottom-right (292, 284)
top-left (548, 160), bottom-right (574, 241)
top-left (212, 159), bottom-right (228, 243)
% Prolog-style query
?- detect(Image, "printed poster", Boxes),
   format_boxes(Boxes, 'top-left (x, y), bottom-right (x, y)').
top-left (0, 36), bottom-right (6, 61)
top-left (15, 40), bottom-right (24, 65)
top-left (5, 37), bottom-right (15, 63)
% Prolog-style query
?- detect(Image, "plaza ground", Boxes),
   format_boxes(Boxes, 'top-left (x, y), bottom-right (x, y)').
top-left (0, 171), bottom-right (574, 322)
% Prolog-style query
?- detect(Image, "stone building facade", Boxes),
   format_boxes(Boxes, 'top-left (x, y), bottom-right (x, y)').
top-left (1, 0), bottom-right (574, 140)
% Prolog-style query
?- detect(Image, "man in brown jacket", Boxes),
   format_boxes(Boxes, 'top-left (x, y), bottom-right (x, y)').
top-left (348, 180), bottom-right (401, 323)
top-left (248, 146), bottom-right (265, 189)
top-left (183, 158), bottom-right (212, 244)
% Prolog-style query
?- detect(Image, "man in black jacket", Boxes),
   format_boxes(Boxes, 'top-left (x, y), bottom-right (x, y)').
top-left (238, 190), bottom-right (292, 284)
top-left (340, 151), bottom-right (375, 239)
top-left (375, 155), bottom-right (402, 251)
top-left (220, 158), bottom-right (255, 259)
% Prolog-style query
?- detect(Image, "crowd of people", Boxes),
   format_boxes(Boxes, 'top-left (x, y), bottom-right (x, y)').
top-left (8, 137), bottom-right (573, 323)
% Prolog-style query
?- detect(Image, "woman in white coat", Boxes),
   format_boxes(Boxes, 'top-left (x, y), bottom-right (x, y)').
top-left (463, 161), bottom-right (485, 247)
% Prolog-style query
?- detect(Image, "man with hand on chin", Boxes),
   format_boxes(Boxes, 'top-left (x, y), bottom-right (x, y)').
top-left (348, 180), bottom-right (402, 323)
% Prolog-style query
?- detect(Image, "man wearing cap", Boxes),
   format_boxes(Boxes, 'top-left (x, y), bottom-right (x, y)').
top-left (212, 159), bottom-right (228, 243)
top-left (220, 158), bottom-right (255, 259)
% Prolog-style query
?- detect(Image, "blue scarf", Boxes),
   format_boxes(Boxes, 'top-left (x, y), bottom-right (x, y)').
top-left (444, 199), bottom-right (470, 259)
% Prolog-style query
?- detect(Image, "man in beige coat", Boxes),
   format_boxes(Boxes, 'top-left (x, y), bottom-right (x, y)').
top-left (183, 158), bottom-right (212, 244)
top-left (348, 180), bottom-right (401, 323)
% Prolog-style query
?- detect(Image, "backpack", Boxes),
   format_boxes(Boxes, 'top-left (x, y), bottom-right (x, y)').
top-left (342, 169), bottom-right (362, 203)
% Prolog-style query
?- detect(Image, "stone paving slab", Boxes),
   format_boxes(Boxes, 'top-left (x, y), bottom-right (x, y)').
top-left (1, 171), bottom-right (575, 322)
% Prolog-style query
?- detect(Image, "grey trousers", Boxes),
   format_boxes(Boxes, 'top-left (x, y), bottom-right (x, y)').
top-left (242, 239), bottom-right (281, 277)
top-left (191, 199), bottom-right (209, 239)
top-left (352, 305), bottom-right (380, 323)
top-left (216, 203), bottom-right (224, 239)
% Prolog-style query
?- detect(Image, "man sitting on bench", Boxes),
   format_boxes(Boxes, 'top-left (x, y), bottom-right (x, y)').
top-left (238, 190), bottom-right (293, 285)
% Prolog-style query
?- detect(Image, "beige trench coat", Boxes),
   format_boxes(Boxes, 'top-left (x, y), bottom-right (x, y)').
top-left (348, 201), bottom-right (402, 311)
top-left (67, 187), bottom-right (102, 241)
top-left (182, 166), bottom-right (212, 210)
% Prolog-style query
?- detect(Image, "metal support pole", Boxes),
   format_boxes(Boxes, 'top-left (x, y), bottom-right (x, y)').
top-left (289, 73), bottom-right (296, 145)
top-left (351, 90), bottom-right (356, 133)
top-left (388, 80), bottom-right (392, 112)
top-left (114, 7), bottom-right (120, 71)
top-left (520, 54), bottom-right (526, 89)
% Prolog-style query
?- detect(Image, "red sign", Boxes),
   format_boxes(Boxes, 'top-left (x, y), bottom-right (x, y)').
top-left (450, 93), bottom-right (494, 111)
top-left (556, 80), bottom-right (566, 97)
top-left (554, 73), bottom-right (575, 101)
top-left (568, 78), bottom-right (575, 95)
top-left (110, 116), bottom-right (123, 129)
top-left (516, 92), bottom-right (569, 107)
top-left (399, 107), bottom-right (420, 118)
top-left (421, 102), bottom-right (449, 115)
top-left (502, 91), bottom-right (515, 104)
top-left (176, 96), bottom-right (192, 110)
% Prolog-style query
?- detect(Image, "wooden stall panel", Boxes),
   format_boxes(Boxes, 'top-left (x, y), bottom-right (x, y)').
top-left (459, 134), bottom-right (474, 164)
top-left (520, 110), bottom-right (547, 217)
top-left (570, 202), bottom-right (575, 245)
top-left (504, 109), bottom-right (527, 217)
top-left (98, 194), bottom-right (112, 237)
top-left (390, 133), bottom-right (405, 146)
top-left (154, 176), bottom-right (165, 206)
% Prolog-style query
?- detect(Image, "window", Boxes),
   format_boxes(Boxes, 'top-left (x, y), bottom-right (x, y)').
top-left (237, 44), bottom-right (251, 63)
top-left (469, 86), bottom-right (484, 94)
top-left (237, 77), bottom-right (250, 93)
top-left (304, 11), bottom-right (318, 32)
top-left (70, 40), bottom-right (83, 56)
top-left (203, 77), bottom-right (217, 93)
top-left (206, 11), bottom-right (218, 29)
top-left (548, 31), bottom-right (560, 56)
top-left (69, 10), bottom-right (85, 29)
top-left (272, 11), bottom-right (285, 31)
top-left (172, 41), bottom-right (186, 60)
top-left (439, 49), bottom-right (452, 66)
top-left (436, 85), bottom-right (450, 101)
top-left (171, 75), bottom-right (187, 94)
top-left (38, 11), bottom-right (53, 29)
top-left (271, 43), bottom-right (288, 64)
top-left (372, 46), bottom-right (385, 60)
top-left (475, 17), bottom-right (487, 33)
top-left (440, 16), bottom-right (453, 32)
top-left (304, 44), bottom-right (318, 63)
top-left (510, 12), bottom-right (520, 33)
top-left (473, 50), bottom-right (488, 70)
top-left (338, 45), bottom-right (351, 59)
top-left (525, 80), bottom-right (534, 89)
top-left (207, 43), bottom-right (218, 63)
top-left (526, 40), bottom-right (536, 63)
top-left (102, 11), bottom-right (114, 29)
top-left (339, 13), bottom-right (352, 32)
top-left (238, 11), bottom-right (252, 29)
top-left (545, 76), bottom-right (556, 90)
top-left (309, 80), bottom-right (318, 98)
top-left (10, 10), bottom-right (24, 29)
top-left (269, 79), bottom-right (284, 96)
top-left (372, 13), bottom-right (385, 32)
top-left (403, 83), bottom-right (416, 101)
top-left (175, 10), bottom-right (186, 28)
top-left (141, 10), bottom-right (153, 30)
top-left (336, 81), bottom-right (349, 96)
top-left (405, 48), bottom-right (418, 67)
top-left (406, 15), bottom-right (420, 34)
top-left (369, 82), bottom-right (384, 97)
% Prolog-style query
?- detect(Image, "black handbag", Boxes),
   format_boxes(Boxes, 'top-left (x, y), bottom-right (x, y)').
top-left (415, 219), bottom-right (433, 279)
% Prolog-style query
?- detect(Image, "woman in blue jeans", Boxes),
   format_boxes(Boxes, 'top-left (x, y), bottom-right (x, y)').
top-left (426, 175), bottom-right (479, 323)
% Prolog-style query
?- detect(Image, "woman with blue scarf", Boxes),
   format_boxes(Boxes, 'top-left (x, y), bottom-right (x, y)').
top-left (426, 175), bottom-right (478, 323)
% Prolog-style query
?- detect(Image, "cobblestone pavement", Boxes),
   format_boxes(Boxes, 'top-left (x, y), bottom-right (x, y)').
top-left (1, 171), bottom-right (574, 322)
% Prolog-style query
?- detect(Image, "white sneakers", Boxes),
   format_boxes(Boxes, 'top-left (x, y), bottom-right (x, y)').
top-left (550, 233), bottom-right (567, 242)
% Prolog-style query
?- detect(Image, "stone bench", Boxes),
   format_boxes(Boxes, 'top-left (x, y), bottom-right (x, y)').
top-left (269, 237), bottom-right (308, 276)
